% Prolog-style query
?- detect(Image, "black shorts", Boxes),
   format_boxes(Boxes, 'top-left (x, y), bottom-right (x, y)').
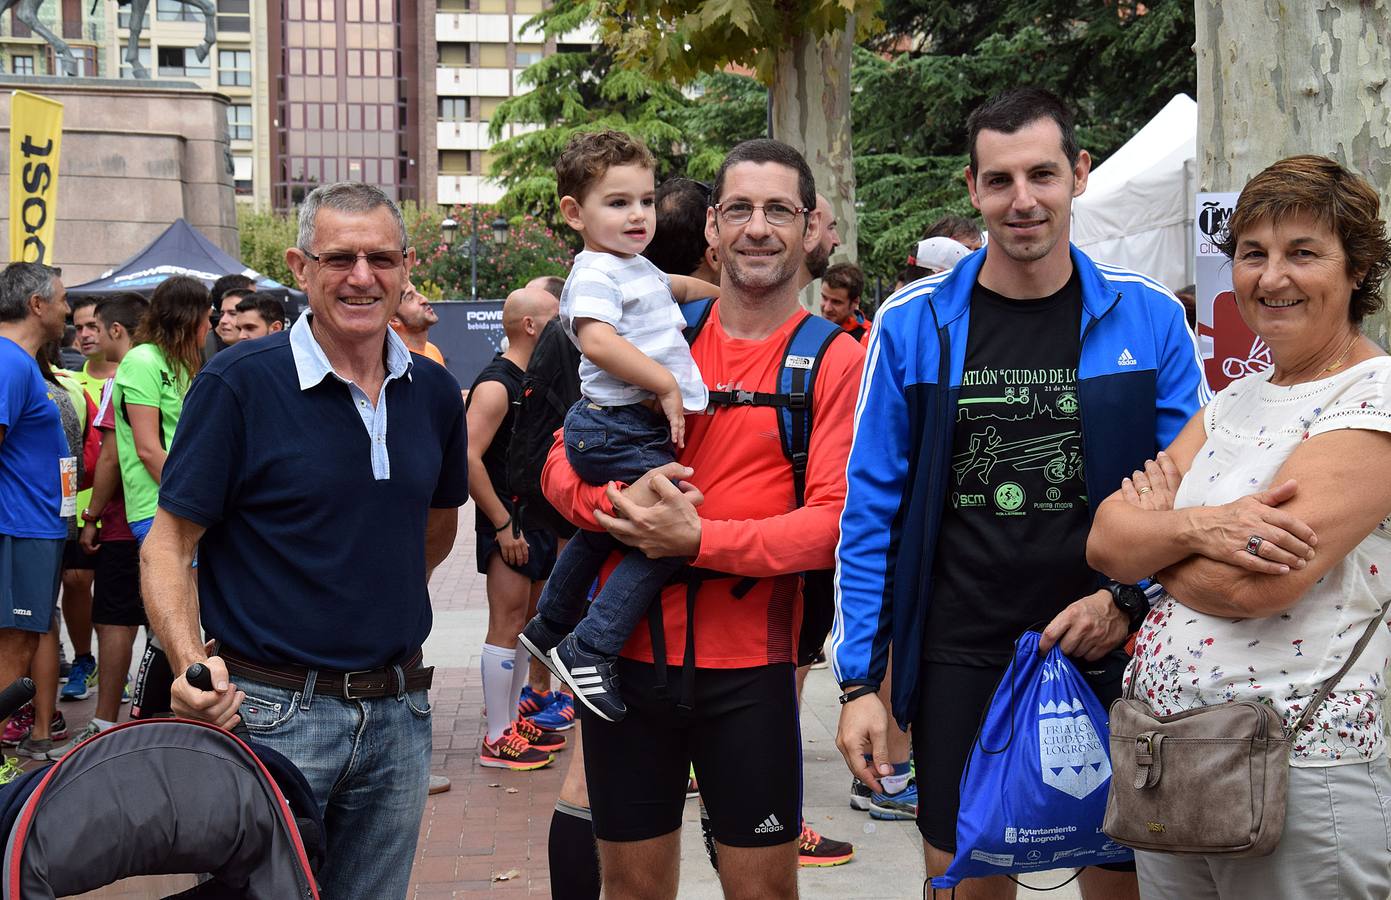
top-left (914, 649), bottom-right (1134, 872)
top-left (93, 540), bottom-right (144, 626)
top-left (582, 660), bottom-right (800, 847)
top-left (130, 637), bottom-right (173, 719)
top-left (476, 519), bottom-right (558, 582)
top-left (62, 538), bottom-right (96, 572)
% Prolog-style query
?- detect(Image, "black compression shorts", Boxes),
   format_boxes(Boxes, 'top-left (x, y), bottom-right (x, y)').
top-left (581, 659), bottom-right (801, 847)
top-left (92, 540), bottom-right (144, 626)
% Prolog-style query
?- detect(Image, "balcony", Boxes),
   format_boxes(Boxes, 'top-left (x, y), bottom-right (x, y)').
top-left (437, 175), bottom-right (506, 205)
top-left (437, 120), bottom-right (540, 150)
top-left (436, 66), bottom-right (519, 97)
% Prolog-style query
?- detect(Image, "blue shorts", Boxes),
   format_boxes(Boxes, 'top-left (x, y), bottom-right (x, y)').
top-left (0, 534), bottom-right (64, 633)
top-left (128, 516), bottom-right (154, 544)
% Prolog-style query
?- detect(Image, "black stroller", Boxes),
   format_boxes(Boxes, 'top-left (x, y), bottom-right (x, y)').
top-left (0, 678), bottom-right (324, 899)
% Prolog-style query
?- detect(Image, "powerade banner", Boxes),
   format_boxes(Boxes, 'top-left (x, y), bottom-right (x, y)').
top-left (430, 300), bottom-right (507, 387)
top-left (8, 91), bottom-right (63, 264)
top-left (1195, 191), bottom-right (1268, 391)
top-left (934, 631), bottom-right (1131, 889)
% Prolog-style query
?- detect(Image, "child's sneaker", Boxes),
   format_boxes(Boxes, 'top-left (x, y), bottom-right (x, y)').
top-left (1, 703), bottom-right (34, 748)
top-left (518, 616), bottom-right (567, 678)
top-left (507, 716), bottom-right (566, 752)
top-left (480, 731), bottom-right (554, 771)
top-left (550, 634), bottom-right (626, 723)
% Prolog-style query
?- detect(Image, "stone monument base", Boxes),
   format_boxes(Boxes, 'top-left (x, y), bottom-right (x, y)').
top-left (0, 75), bottom-right (235, 283)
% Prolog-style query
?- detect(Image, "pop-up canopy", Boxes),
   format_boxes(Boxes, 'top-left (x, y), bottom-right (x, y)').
top-left (66, 218), bottom-right (304, 305)
top-left (1071, 94), bottom-right (1197, 292)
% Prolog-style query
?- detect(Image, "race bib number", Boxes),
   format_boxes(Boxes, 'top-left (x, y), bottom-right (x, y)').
top-left (59, 456), bottom-right (77, 517)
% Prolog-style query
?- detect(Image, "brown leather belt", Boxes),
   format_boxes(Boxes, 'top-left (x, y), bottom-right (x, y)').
top-left (221, 648), bottom-right (434, 700)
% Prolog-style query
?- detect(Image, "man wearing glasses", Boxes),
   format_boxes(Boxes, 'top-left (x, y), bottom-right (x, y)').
top-left (141, 182), bottom-right (469, 898)
top-left (541, 140), bottom-right (864, 898)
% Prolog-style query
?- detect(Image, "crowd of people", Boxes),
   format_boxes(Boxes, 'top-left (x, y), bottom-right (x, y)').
top-left (2, 83), bottom-right (1391, 900)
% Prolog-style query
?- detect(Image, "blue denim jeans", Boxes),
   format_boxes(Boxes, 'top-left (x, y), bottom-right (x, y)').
top-left (236, 674), bottom-right (432, 899)
top-left (538, 400), bottom-right (682, 656)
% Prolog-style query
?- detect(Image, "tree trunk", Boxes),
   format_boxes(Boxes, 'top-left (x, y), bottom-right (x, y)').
top-left (1196, 0), bottom-right (1391, 345)
top-left (771, 18), bottom-right (857, 308)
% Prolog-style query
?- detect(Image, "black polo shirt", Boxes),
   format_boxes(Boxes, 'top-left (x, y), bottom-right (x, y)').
top-left (159, 328), bottom-right (468, 670)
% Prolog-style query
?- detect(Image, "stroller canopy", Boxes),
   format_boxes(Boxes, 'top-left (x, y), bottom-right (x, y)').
top-left (2, 719), bottom-right (319, 900)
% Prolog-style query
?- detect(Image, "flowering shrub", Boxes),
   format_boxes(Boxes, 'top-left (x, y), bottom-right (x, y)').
top-left (413, 204), bottom-right (574, 301)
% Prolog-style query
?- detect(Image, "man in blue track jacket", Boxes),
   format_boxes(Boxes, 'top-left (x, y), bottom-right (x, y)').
top-left (831, 88), bottom-right (1209, 899)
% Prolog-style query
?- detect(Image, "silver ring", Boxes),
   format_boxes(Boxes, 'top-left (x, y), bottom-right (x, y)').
top-left (1137, 487), bottom-right (1153, 495)
top-left (1245, 535), bottom-right (1264, 556)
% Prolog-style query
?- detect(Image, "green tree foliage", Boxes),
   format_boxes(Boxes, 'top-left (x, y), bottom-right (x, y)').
top-left (853, 0), bottom-right (1195, 280)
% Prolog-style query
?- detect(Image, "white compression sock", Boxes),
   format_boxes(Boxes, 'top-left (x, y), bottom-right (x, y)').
top-left (510, 645), bottom-right (531, 712)
top-left (481, 643), bottom-right (517, 744)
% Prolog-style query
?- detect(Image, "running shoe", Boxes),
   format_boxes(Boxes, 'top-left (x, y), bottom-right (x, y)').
top-left (687, 765), bottom-right (700, 799)
top-left (18, 734), bottom-right (55, 760)
top-left (868, 777), bottom-right (918, 821)
top-left (428, 774), bottom-right (452, 795)
top-left (507, 716), bottom-right (566, 752)
top-left (121, 676), bottom-right (132, 704)
top-left (517, 684), bottom-right (553, 718)
top-left (45, 719), bottom-right (101, 760)
top-left (518, 616), bottom-right (566, 678)
top-left (849, 777), bottom-right (872, 811)
top-left (528, 691), bottom-right (576, 732)
top-left (1, 703), bottom-right (34, 748)
top-left (798, 823), bottom-right (854, 867)
top-left (58, 640), bottom-right (70, 682)
top-left (0, 755), bottom-right (22, 786)
top-left (60, 654), bottom-right (97, 701)
top-left (480, 731), bottom-right (554, 771)
top-left (550, 634), bottom-right (626, 722)
top-left (48, 712), bottom-right (68, 741)
top-left (699, 798), bottom-right (719, 871)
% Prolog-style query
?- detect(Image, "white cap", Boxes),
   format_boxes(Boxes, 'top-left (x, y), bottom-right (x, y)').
top-left (910, 236), bottom-right (971, 272)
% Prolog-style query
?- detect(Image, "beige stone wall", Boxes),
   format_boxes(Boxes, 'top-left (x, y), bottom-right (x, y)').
top-left (0, 78), bottom-right (236, 284)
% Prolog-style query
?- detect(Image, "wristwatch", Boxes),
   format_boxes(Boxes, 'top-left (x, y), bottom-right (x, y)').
top-left (81, 507), bottom-right (98, 525)
top-left (1105, 580), bottom-right (1149, 633)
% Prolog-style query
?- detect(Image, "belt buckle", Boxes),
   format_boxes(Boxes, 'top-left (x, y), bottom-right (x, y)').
top-left (341, 668), bottom-right (374, 700)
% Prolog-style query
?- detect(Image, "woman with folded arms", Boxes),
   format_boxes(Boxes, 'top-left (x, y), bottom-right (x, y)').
top-left (1087, 155), bottom-right (1391, 899)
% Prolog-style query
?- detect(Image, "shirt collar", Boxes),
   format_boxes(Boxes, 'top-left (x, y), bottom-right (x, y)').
top-left (289, 312), bottom-right (413, 391)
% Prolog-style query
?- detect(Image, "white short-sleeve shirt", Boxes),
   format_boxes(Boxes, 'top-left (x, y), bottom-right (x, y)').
top-left (1128, 357), bottom-right (1391, 766)
top-left (559, 250), bottom-right (709, 412)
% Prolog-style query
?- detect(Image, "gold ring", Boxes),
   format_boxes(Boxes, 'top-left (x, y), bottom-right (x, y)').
top-left (1138, 487), bottom-right (1153, 494)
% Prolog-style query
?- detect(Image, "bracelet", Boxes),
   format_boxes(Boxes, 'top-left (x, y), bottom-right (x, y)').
top-left (493, 516), bottom-right (512, 534)
top-left (838, 684), bottom-right (878, 705)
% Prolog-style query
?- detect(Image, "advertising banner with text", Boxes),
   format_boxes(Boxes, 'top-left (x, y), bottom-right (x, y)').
top-left (8, 90), bottom-right (64, 264)
top-left (1194, 191), bottom-right (1269, 392)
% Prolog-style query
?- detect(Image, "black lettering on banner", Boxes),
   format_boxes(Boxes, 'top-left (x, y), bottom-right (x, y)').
top-left (18, 135), bottom-right (55, 264)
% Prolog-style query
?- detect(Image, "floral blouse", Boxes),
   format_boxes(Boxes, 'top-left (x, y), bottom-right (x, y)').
top-left (1127, 358), bottom-right (1391, 766)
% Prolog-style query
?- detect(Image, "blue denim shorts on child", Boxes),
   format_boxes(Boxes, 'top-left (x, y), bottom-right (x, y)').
top-left (563, 400), bottom-right (677, 486)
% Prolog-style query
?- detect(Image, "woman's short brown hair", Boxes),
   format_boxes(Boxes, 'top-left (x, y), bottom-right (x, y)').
top-left (1218, 155), bottom-right (1391, 324)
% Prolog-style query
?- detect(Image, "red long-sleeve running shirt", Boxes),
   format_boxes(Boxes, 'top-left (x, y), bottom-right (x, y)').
top-left (542, 302), bottom-right (865, 668)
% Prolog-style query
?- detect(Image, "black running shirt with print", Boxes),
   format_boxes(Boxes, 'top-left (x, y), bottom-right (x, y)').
top-left (925, 271), bottom-right (1097, 667)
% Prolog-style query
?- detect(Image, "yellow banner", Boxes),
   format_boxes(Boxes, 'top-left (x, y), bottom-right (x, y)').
top-left (9, 90), bottom-right (63, 264)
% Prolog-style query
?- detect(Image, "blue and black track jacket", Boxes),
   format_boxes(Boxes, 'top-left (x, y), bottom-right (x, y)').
top-left (830, 246), bottom-right (1211, 729)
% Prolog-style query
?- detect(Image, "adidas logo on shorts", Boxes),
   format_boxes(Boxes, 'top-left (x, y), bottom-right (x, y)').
top-left (754, 813), bottom-right (785, 834)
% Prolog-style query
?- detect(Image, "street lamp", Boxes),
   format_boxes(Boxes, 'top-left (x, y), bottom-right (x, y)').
top-left (439, 207), bottom-right (511, 301)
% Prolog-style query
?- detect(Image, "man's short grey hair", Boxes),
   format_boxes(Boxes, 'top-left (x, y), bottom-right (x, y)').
top-left (0, 262), bottom-right (61, 324)
top-left (296, 182), bottom-right (408, 252)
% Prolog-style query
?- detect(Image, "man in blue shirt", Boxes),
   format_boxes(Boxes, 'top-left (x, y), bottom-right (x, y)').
top-left (0, 262), bottom-right (71, 768)
top-left (143, 183), bottom-right (468, 898)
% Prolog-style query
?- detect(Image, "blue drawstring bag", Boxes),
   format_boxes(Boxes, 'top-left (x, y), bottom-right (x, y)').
top-left (933, 630), bottom-right (1133, 890)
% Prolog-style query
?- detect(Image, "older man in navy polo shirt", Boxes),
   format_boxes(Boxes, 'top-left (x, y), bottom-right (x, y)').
top-left (142, 182), bottom-right (468, 898)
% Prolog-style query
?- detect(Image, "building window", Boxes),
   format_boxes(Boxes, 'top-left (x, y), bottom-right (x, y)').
top-left (227, 103), bottom-right (252, 141)
top-left (478, 44), bottom-right (507, 67)
top-left (439, 150), bottom-right (473, 176)
top-left (515, 43), bottom-right (543, 67)
top-left (157, 0), bottom-right (202, 21)
top-left (438, 0), bottom-right (469, 10)
top-left (157, 46), bottom-right (210, 78)
top-left (219, 48), bottom-right (252, 86)
top-left (438, 42), bottom-right (470, 66)
top-left (233, 154), bottom-right (253, 196)
top-left (515, 0), bottom-right (543, 11)
top-left (479, 97), bottom-right (503, 120)
top-left (118, 6), bottom-right (150, 29)
top-left (478, 0), bottom-right (506, 11)
top-left (119, 47), bottom-right (151, 79)
top-left (439, 97), bottom-right (469, 122)
top-left (216, 0), bottom-right (250, 32)
top-left (12, 55), bottom-right (34, 75)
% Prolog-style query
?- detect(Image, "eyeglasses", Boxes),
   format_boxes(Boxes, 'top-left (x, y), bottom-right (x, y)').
top-left (714, 202), bottom-right (809, 227)
top-left (303, 249), bottom-right (406, 271)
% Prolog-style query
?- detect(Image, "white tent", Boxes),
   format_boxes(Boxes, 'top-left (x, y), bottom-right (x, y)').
top-left (1071, 94), bottom-right (1196, 292)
